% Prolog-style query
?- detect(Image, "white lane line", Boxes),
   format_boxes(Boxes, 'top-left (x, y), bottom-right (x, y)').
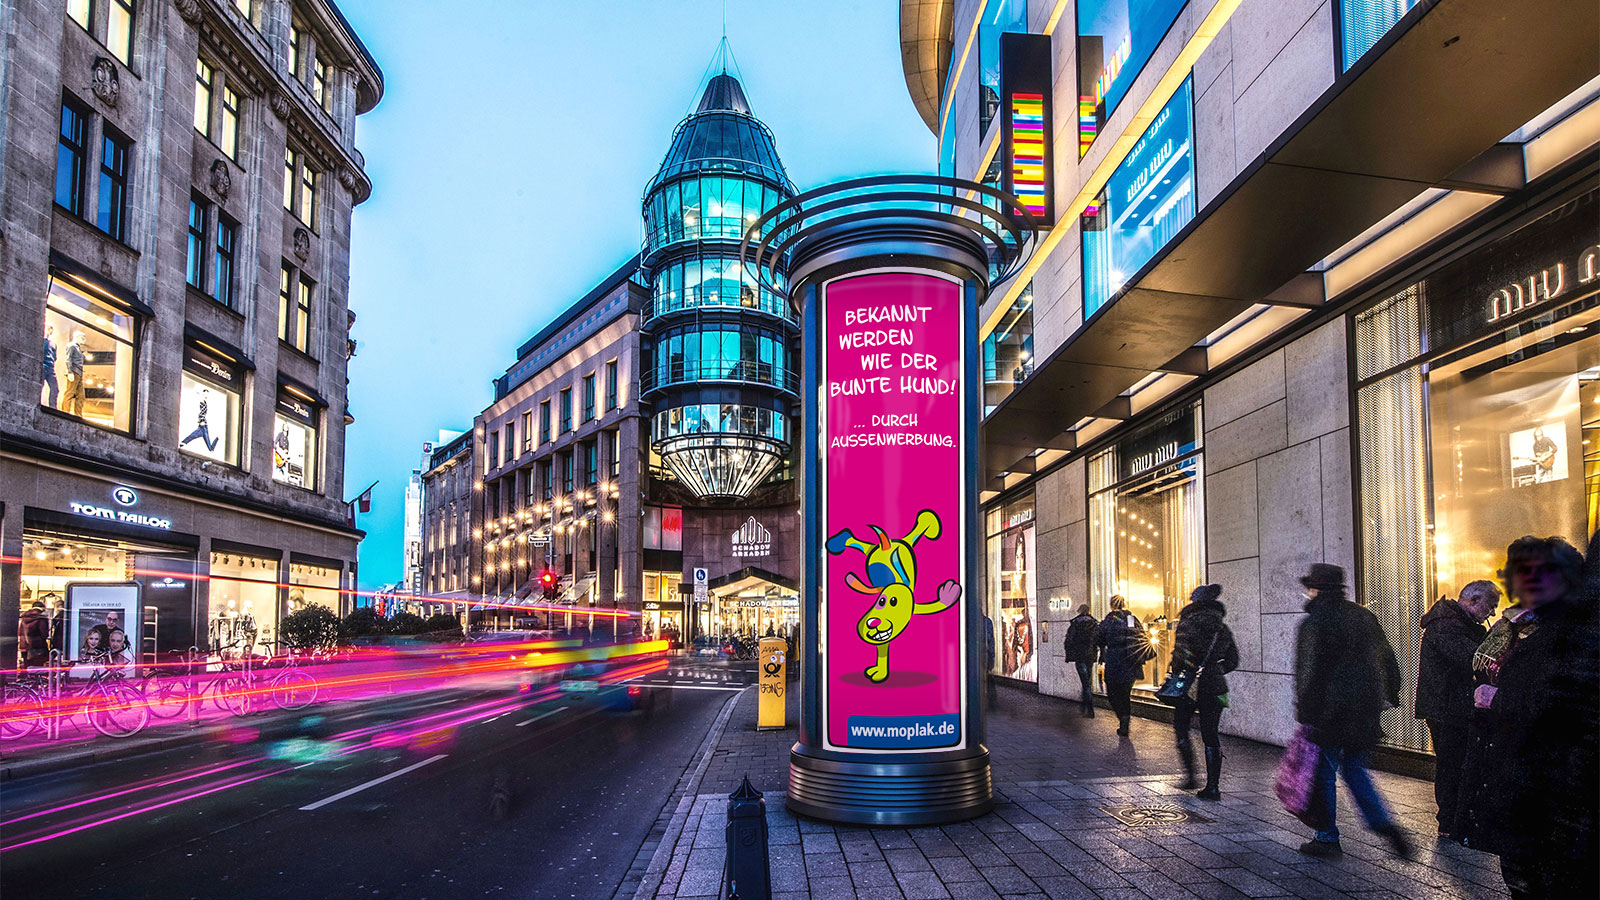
top-left (638, 683), bottom-right (748, 692)
top-left (514, 706), bottom-right (568, 727)
top-left (299, 754), bottom-right (448, 811)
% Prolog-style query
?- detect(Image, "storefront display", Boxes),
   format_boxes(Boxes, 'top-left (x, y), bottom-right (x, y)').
top-left (1076, 0), bottom-right (1188, 155)
top-left (985, 496), bottom-right (1037, 681)
top-left (288, 559), bottom-right (340, 616)
top-left (1088, 403), bottom-right (1204, 692)
top-left (1356, 188), bottom-right (1599, 751)
top-left (207, 550), bottom-right (279, 659)
top-left (41, 275), bottom-right (137, 432)
top-left (273, 386), bottom-right (319, 490)
top-left (177, 344), bottom-right (244, 466)
top-left (642, 570), bottom-right (683, 643)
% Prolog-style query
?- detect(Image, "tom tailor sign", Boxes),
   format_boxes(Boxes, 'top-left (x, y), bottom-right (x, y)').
top-left (820, 270), bottom-right (967, 753)
top-left (731, 517), bottom-right (772, 557)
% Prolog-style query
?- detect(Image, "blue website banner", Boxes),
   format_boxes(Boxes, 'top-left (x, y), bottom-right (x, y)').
top-left (845, 714), bottom-right (961, 749)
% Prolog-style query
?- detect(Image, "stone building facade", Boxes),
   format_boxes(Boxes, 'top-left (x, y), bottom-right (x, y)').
top-left (905, 0), bottom-right (1598, 760)
top-left (419, 430), bottom-right (472, 603)
top-left (0, 0), bottom-right (382, 665)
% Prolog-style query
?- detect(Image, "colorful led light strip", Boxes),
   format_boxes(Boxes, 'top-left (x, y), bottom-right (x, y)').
top-left (1010, 92), bottom-right (1048, 217)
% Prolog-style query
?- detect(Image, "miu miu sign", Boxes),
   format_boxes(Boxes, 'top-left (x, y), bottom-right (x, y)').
top-left (1486, 244), bottom-right (1599, 323)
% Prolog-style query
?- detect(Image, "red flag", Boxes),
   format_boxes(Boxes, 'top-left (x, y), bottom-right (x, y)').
top-left (358, 485), bottom-right (373, 513)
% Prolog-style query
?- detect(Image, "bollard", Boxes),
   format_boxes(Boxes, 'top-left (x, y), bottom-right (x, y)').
top-left (723, 775), bottom-right (770, 900)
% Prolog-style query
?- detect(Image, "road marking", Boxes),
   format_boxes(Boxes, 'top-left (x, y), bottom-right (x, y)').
top-left (514, 706), bottom-right (568, 727)
top-left (638, 683), bottom-right (748, 692)
top-left (299, 754), bottom-right (448, 811)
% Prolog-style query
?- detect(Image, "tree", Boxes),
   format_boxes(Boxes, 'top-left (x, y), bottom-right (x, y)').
top-left (342, 606), bottom-right (389, 637)
top-left (280, 604), bottom-right (343, 651)
top-left (389, 612), bottom-right (429, 635)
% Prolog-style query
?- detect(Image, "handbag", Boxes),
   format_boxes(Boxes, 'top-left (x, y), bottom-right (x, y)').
top-left (1155, 629), bottom-right (1218, 706)
top-left (1274, 725), bottom-right (1326, 827)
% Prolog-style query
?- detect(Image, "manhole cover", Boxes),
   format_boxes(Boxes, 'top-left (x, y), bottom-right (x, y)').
top-left (1098, 803), bottom-right (1211, 826)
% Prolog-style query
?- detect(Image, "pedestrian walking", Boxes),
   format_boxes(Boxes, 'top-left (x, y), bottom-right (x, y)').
top-left (1063, 604), bottom-right (1098, 717)
top-left (1414, 579), bottom-right (1498, 841)
top-left (1292, 562), bottom-right (1411, 860)
top-left (1168, 584), bottom-right (1239, 799)
top-left (1095, 595), bottom-right (1149, 737)
top-left (983, 614), bottom-right (998, 707)
top-left (18, 601), bottom-right (50, 669)
top-left (1457, 536), bottom-right (1597, 900)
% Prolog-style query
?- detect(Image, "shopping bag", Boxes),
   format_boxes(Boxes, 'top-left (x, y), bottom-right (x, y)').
top-left (1154, 668), bottom-right (1197, 706)
top-left (1274, 725), bottom-right (1324, 827)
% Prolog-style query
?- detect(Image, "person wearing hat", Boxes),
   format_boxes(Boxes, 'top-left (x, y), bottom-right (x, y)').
top-left (1168, 584), bottom-right (1239, 799)
top-left (1293, 562), bottom-right (1411, 860)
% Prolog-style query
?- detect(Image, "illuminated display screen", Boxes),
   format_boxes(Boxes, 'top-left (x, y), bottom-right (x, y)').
top-left (1081, 76), bottom-right (1195, 316)
top-left (1009, 93), bottom-right (1047, 218)
top-left (1000, 32), bottom-right (1054, 225)
top-left (1077, 0), bottom-right (1188, 157)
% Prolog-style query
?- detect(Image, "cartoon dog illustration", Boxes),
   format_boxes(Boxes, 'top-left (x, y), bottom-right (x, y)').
top-left (826, 509), bottom-right (962, 683)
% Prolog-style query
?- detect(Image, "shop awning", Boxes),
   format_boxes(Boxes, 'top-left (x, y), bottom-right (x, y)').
top-left (981, 0), bottom-right (1597, 482)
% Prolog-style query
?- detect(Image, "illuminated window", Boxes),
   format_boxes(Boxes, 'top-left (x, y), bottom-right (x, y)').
top-left (278, 264), bottom-right (292, 344)
top-left (108, 0), bottom-right (134, 66)
top-left (68, 0), bottom-right (92, 30)
top-left (41, 276), bottom-right (138, 432)
top-left (194, 59), bottom-right (215, 136)
top-left (283, 147), bottom-right (296, 212)
top-left (299, 165), bottom-right (317, 229)
top-left (220, 87), bottom-right (240, 159)
top-left (295, 276), bottom-right (313, 352)
top-left (313, 62), bottom-right (330, 111)
top-left (521, 411), bottom-right (532, 453)
top-left (273, 388), bottom-right (319, 491)
top-left (1076, 0), bottom-right (1187, 158)
top-left (288, 22), bottom-right (304, 81)
top-left (178, 344), bottom-right (243, 466)
top-left (1340, 0), bottom-right (1422, 71)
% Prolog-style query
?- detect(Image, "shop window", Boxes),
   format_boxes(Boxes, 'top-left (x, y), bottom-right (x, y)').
top-left (982, 281), bottom-right (1034, 415)
top-left (605, 359), bottom-right (618, 410)
top-left (1076, 0), bottom-right (1187, 157)
top-left (1340, 0), bottom-right (1421, 71)
top-left (985, 495), bottom-right (1037, 680)
top-left (207, 550), bottom-right (279, 659)
top-left (643, 506), bottom-right (683, 551)
top-left (977, 0), bottom-right (1029, 138)
top-left (42, 276), bottom-right (137, 432)
top-left (178, 343), bottom-right (244, 466)
top-left (108, 0), bottom-right (134, 66)
top-left (187, 196), bottom-right (207, 289)
top-left (214, 216), bottom-right (237, 307)
top-left (1082, 77), bottom-right (1194, 316)
top-left (1088, 403), bottom-right (1204, 693)
top-left (57, 98), bottom-right (89, 217)
top-left (272, 387), bottom-right (319, 490)
top-left (289, 560), bottom-right (341, 617)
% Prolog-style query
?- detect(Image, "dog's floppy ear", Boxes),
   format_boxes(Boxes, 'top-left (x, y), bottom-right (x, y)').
top-left (844, 572), bottom-right (877, 595)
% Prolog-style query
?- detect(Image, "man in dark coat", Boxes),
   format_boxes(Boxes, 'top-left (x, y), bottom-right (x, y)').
top-left (18, 602), bottom-right (50, 669)
top-left (1169, 584), bottom-right (1239, 799)
top-left (1415, 580), bottom-right (1497, 840)
top-left (1458, 536), bottom-right (1597, 900)
top-left (1095, 596), bottom-right (1147, 737)
top-left (1063, 604), bottom-right (1098, 717)
top-left (1293, 563), bottom-right (1411, 860)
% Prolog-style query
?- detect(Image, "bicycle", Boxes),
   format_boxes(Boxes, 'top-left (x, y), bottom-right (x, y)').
top-left (258, 640), bottom-right (319, 711)
top-left (138, 644), bottom-right (252, 719)
top-left (1, 660), bottom-right (149, 740)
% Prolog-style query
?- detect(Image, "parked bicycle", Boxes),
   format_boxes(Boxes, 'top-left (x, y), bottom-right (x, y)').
top-left (257, 640), bottom-right (319, 711)
top-left (1, 657), bottom-right (149, 741)
top-left (138, 644), bottom-right (251, 719)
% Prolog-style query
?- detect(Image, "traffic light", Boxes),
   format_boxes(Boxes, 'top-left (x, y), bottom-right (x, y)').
top-left (540, 569), bottom-right (558, 601)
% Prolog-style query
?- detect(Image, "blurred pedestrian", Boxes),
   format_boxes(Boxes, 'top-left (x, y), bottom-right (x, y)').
top-left (1063, 604), bottom-right (1098, 717)
top-left (1292, 563), bottom-right (1411, 860)
top-left (1415, 580), bottom-right (1497, 841)
top-left (1096, 595), bottom-right (1148, 737)
top-left (1458, 536), bottom-right (1597, 900)
top-left (983, 614), bottom-right (997, 707)
top-left (18, 601), bottom-right (49, 669)
top-left (1169, 584), bottom-right (1238, 799)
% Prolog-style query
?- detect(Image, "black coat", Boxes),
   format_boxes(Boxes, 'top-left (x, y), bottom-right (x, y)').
top-left (1169, 598), bottom-right (1239, 697)
top-left (1458, 597), bottom-right (1599, 861)
top-left (18, 609), bottom-right (49, 666)
top-left (1414, 599), bottom-right (1486, 723)
top-left (1063, 614), bottom-right (1098, 663)
top-left (1095, 611), bottom-right (1147, 684)
top-left (1294, 591), bottom-right (1401, 750)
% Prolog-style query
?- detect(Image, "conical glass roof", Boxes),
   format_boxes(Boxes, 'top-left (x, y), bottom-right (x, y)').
top-left (645, 73), bottom-right (795, 196)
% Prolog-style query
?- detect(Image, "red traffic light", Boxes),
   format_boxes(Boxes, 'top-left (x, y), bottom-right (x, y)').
top-left (540, 571), bottom-right (555, 586)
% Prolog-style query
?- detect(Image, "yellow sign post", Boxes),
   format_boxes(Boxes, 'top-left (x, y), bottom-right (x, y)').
top-left (757, 637), bottom-right (787, 729)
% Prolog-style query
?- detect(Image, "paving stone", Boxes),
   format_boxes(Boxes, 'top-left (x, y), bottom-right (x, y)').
top-left (811, 874), bottom-right (857, 900)
top-left (805, 851), bottom-right (850, 880)
top-left (895, 869), bottom-right (954, 900)
top-left (847, 860), bottom-right (897, 888)
top-left (979, 865), bottom-right (1040, 894)
top-left (929, 855), bottom-right (984, 883)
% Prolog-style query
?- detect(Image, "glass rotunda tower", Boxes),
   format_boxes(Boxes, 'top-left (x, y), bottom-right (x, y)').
top-left (640, 71), bottom-right (799, 501)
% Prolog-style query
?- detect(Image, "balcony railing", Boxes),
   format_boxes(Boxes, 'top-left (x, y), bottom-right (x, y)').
top-left (642, 285), bottom-right (795, 325)
top-left (639, 360), bottom-right (800, 396)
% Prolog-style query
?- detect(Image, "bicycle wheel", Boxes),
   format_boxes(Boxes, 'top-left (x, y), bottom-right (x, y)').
top-left (142, 676), bottom-right (189, 719)
top-left (271, 671), bottom-right (318, 711)
top-left (215, 676), bottom-right (253, 716)
top-left (88, 682), bottom-right (150, 738)
top-left (0, 682), bottom-right (44, 741)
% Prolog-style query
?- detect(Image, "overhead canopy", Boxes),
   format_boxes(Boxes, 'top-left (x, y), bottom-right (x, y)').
top-left (898, 0), bottom-right (954, 133)
top-left (981, 0), bottom-right (1597, 481)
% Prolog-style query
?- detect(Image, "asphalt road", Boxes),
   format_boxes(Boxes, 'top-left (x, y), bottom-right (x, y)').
top-left (0, 657), bottom-right (754, 900)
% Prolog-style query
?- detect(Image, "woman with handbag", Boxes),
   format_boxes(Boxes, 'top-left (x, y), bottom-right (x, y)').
top-left (1095, 595), bottom-right (1151, 737)
top-left (1164, 584), bottom-right (1239, 799)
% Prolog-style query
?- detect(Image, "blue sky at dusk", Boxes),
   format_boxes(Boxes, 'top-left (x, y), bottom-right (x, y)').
top-left (339, 1), bottom-right (938, 589)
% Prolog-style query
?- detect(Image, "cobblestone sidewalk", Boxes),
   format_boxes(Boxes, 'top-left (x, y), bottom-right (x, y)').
top-left (633, 685), bottom-right (1510, 900)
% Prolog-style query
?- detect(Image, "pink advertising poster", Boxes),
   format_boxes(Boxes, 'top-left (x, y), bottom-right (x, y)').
top-left (821, 270), bottom-right (966, 752)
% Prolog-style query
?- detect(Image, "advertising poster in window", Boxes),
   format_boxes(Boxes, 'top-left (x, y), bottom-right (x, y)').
top-left (1509, 424), bottom-right (1567, 487)
top-left (65, 582), bottom-right (139, 670)
top-left (821, 271), bottom-right (966, 752)
top-left (997, 525), bottom-right (1036, 681)
top-left (273, 412), bottom-right (313, 488)
top-left (178, 370), bottom-right (237, 464)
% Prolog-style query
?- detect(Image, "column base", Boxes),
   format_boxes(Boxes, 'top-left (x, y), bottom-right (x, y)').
top-left (786, 746), bottom-right (993, 826)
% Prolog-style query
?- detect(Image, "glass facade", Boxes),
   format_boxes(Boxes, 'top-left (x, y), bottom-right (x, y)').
top-left (982, 281), bottom-right (1035, 415)
top-left (1355, 190), bottom-right (1599, 750)
top-left (1082, 76), bottom-right (1195, 317)
top-left (1088, 403), bottom-right (1204, 694)
top-left (648, 256), bottom-right (789, 320)
top-left (647, 323), bottom-right (792, 393)
top-left (978, 0), bottom-right (1030, 138)
top-left (1340, 0), bottom-right (1420, 71)
top-left (985, 495), bottom-right (1037, 681)
top-left (1076, 0), bottom-right (1188, 156)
